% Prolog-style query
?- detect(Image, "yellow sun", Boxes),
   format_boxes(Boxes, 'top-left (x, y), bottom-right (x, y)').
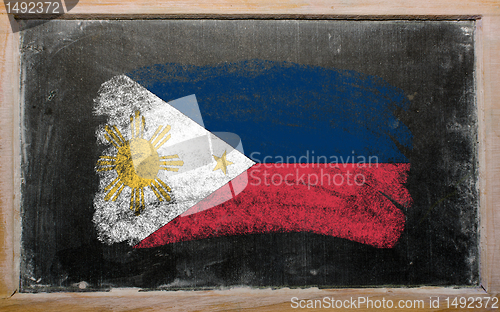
top-left (97, 111), bottom-right (183, 215)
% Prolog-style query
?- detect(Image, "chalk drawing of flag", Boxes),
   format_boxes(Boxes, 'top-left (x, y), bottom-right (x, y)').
top-left (94, 59), bottom-right (413, 248)
top-left (93, 75), bottom-right (255, 245)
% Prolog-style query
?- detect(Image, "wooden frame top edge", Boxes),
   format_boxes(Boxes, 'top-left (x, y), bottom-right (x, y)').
top-left (10, 14), bottom-right (483, 20)
top-left (1, 0), bottom-right (500, 17)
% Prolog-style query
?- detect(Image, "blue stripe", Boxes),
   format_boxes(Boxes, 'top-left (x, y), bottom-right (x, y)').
top-left (127, 60), bottom-right (412, 162)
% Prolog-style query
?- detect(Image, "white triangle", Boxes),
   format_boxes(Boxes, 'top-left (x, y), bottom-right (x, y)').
top-left (93, 75), bottom-right (255, 245)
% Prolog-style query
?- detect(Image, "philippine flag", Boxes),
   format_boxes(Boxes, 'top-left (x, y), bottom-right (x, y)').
top-left (93, 76), bottom-right (255, 245)
top-left (93, 60), bottom-right (412, 249)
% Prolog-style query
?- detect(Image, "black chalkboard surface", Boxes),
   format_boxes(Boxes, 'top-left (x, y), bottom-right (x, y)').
top-left (19, 19), bottom-right (477, 292)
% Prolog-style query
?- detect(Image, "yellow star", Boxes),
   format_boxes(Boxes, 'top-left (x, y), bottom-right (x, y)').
top-left (213, 150), bottom-right (234, 175)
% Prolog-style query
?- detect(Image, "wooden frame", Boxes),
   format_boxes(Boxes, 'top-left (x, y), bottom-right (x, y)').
top-left (1, 1), bottom-right (499, 310)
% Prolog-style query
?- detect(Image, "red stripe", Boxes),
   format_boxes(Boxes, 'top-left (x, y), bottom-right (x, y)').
top-left (135, 163), bottom-right (411, 249)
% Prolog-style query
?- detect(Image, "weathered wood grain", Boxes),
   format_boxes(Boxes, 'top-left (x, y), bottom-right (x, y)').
top-left (1, 288), bottom-right (500, 311)
top-left (0, 0), bottom-right (498, 15)
top-left (0, 12), bottom-right (19, 300)
top-left (479, 14), bottom-right (500, 294)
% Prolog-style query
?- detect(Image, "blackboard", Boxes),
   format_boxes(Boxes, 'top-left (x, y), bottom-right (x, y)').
top-left (18, 19), bottom-right (478, 292)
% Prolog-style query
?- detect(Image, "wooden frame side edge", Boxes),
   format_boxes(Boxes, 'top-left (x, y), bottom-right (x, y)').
top-left (0, 13), bottom-right (20, 298)
top-left (479, 14), bottom-right (500, 294)
top-left (476, 16), bottom-right (487, 292)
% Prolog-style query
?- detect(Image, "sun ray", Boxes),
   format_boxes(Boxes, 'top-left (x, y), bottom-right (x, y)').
top-left (141, 116), bottom-right (145, 138)
top-left (105, 125), bottom-right (123, 147)
top-left (105, 181), bottom-right (124, 201)
top-left (104, 177), bottom-right (119, 192)
top-left (156, 178), bottom-right (172, 192)
top-left (99, 155), bottom-right (116, 160)
top-left (112, 184), bottom-right (125, 201)
top-left (97, 166), bottom-right (116, 172)
top-left (104, 134), bottom-right (119, 149)
top-left (155, 134), bottom-right (171, 149)
top-left (153, 180), bottom-right (171, 201)
top-left (149, 183), bottom-right (163, 202)
top-left (160, 167), bottom-right (179, 172)
top-left (134, 111), bottom-right (140, 138)
top-left (140, 187), bottom-right (144, 211)
top-left (160, 155), bottom-right (179, 159)
top-left (152, 126), bottom-right (171, 147)
top-left (97, 160), bottom-right (116, 166)
top-left (149, 126), bottom-right (162, 143)
top-left (130, 188), bottom-right (136, 211)
top-left (130, 116), bottom-right (135, 138)
top-left (161, 160), bottom-right (184, 166)
top-left (135, 188), bottom-right (140, 212)
top-left (113, 125), bottom-right (126, 143)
